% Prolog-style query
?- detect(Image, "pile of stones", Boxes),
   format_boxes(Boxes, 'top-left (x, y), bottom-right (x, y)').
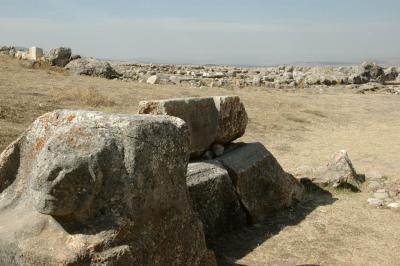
top-left (138, 96), bottom-right (304, 240)
top-left (2, 44), bottom-right (400, 92)
top-left (113, 61), bottom-right (400, 90)
top-left (0, 96), bottom-right (303, 265)
top-left (365, 171), bottom-right (400, 210)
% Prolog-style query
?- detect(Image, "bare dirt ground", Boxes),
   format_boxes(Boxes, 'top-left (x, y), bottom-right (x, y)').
top-left (1, 56), bottom-right (400, 265)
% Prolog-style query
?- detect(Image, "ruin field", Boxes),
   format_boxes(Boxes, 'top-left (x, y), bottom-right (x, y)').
top-left (1, 55), bottom-right (400, 265)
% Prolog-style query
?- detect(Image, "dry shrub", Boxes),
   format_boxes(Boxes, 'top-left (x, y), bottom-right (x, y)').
top-left (56, 87), bottom-right (116, 107)
top-left (77, 87), bottom-right (116, 107)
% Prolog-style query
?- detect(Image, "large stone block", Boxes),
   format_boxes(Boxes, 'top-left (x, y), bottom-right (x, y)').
top-left (213, 96), bottom-right (248, 144)
top-left (138, 96), bottom-right (248, 157)
top-left (217, 143), bottom-right (304, 223)
top-left (187, 161), bottom-right (247, 239)
top-left (0, 110), bottom-right (215, 265)
top-left (138, 97), bottom-right (219, 157)
top-left (27, 47), bottom-right (43, 61)
top-left (65, 58), bottom-right (121, 79)
top-left (45, 47), bottom-right (71, 67)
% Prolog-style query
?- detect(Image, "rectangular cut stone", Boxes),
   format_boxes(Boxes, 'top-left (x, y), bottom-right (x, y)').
top-left (187, 160), bottom-right (247, 239)
top-left (138, 96), bottom-right (248, 157)
top-left (139, 97), bottom-right (219, 156)
top-left (217, 142), bottom-right (304, 223)
top-left (213, 96), bottom-right (248, 144)
top-left (27, 47), bottom-right (44, 61)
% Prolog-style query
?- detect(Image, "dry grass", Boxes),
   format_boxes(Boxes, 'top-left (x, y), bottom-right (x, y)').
top-left (57, 86), bottom-right (116, 107)
top-left (1, 55), bottom-right (400, 265)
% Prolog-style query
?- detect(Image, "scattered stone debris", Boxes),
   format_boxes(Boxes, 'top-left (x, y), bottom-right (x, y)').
top-left (365, 170), bottom-right (400, 210)
top-left (2, 44), bottom-right (400, 94)
top-left (111, 61), bottom-right (400, 93)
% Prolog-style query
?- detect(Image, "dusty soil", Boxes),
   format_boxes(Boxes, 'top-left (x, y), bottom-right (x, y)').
top-left (1, 56), bottom-right (400, 265)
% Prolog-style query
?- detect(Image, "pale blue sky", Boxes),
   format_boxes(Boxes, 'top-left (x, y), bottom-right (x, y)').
top-left (1, 0), bottom-right (399, 65)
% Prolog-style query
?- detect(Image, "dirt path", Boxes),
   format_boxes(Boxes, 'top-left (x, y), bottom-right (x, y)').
top-left (1, 56), bottom-right (400, 265)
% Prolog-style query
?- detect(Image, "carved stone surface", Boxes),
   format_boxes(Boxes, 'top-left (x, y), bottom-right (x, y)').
top-left (0, 110), bottom-right (216, 265)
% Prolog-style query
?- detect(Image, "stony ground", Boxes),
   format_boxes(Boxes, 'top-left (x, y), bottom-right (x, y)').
top-left (1, 56), bottom-right (400, 265)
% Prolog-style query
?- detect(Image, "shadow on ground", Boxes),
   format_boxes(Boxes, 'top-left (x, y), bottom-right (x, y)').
top-left (209, 179), bottom-right (337, 266)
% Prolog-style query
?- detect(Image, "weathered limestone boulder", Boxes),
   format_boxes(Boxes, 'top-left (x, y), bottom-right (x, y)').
top-left (0, 46), bottom-right (16, 57)
top-left (294, 150), bottom-right (358, 188)
top-left (147, 75), bottom-right (160, 84)
top-left (213, 96), bottom-right (248, 144)
top-left (65, 58), bottom-right (121, 79)
top-left (317, 150), bottom-right (358, 187)
top-left (45, 47), bottom-right (72, 67)
top-left (217, 143), bottom-right (304, 223)
top-left (383, 67), bottom-right (399, 81)
top-left (361, 62), bottom-right (384, 80)
top-left (138, 96), bottom-right (248, 156)
top-left (0, 110), bottom-right (216, 266)
top-left (187, 161), bottom-right (247, 239)
top-left (138, 97), bottom-right (219, 157)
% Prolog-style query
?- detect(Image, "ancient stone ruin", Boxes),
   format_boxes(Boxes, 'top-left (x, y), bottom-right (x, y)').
top-left (139, 96), bottom-right (304, 238)
top-left (0, 96), bottom-right (303, 265)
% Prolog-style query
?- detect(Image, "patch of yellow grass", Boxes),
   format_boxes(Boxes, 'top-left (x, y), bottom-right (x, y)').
top-left (57, 86), bottom-right (116, 107)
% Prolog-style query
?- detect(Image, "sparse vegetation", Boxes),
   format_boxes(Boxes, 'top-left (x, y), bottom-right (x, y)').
top-left (79, 86), bottom-right (116, 107)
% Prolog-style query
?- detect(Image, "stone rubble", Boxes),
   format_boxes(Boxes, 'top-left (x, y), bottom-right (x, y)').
top-left (111, 61), bottom-right (400, 93)
top-left (365, 171), bottom-right (400, 210)
top-left (2, 45), bottom-right (400, 93)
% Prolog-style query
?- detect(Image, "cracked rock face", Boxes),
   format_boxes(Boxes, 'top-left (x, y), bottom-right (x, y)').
top-left (0, 110), bottom-right (216, 266)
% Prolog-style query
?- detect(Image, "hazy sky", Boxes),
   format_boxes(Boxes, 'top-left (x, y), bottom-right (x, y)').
top-left (1, 0), bottom-right (400, 65)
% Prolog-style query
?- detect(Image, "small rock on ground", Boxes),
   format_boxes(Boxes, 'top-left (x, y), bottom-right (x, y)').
top-left (367, 198), bottom-right (384, 207)
top-left (387, 202), bottom-right (400, 209)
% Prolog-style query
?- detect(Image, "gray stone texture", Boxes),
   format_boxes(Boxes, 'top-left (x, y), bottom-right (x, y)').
top-left (187, 161), bottom-right (247, 239)
top-left (0, 110), bottom-right (216, 266)
top-left (217, 142), bottom-right (304, 223)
